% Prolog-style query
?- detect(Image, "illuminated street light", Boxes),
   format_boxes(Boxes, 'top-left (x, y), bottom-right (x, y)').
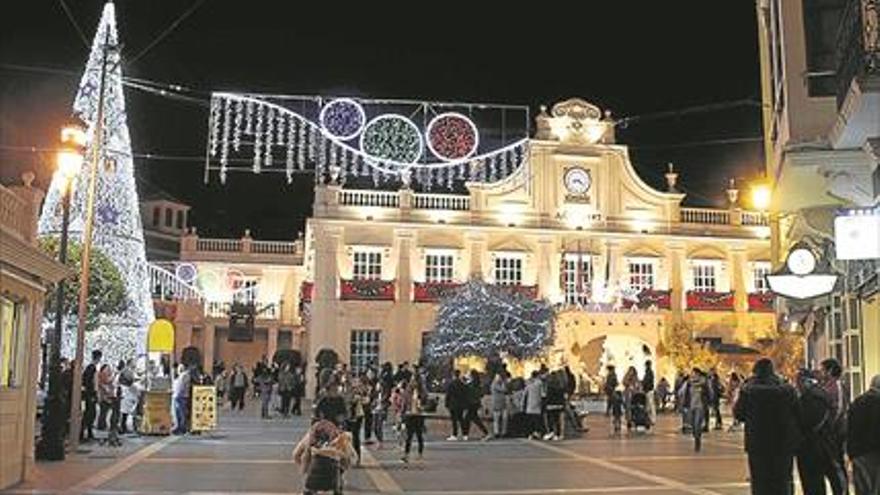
top-left (37, 119), bottom-right (86, 461)
top-left (750, 182), bottom-right (772, 211)
top-left (767, 242), bottom-right (838, 300)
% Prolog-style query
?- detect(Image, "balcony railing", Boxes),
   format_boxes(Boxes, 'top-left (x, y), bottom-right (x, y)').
top-left (340, 189), bottom-right (400, 208)
top-left (251, 240), bottom-right (299, 255)
top-left (196, 238), bottom-right (242, 252)
top-left (148, 262), bottom-right (203, 301)
top-left (413, 193), bottom-right (470, 211)
top-left (205, 300), bottom-right (282, 319)
top-left (836, 0), bottom-right (880, 108)
top-left (741, 211), bottom-right (769, 226)
top-left (680, 207), bottom-right (731, 225)
top-left (0, 184), bottom-right (34, 243)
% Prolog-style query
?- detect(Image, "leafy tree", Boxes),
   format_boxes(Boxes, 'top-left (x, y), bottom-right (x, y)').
top-left (657, 322), bottom-right (719, 373)
top-left (426, 280), bottom-right (554, 361)
top-left (40, 237), bottom-right (128, 332)
top-left (755, 330), bottom-right (804, 380)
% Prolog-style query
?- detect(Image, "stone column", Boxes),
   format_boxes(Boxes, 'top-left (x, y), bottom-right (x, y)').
top-left (267, 326), bottom-right (278, 362)
top-left (730, 247), bottom-right (748, 313)
top-left (393, 230), bottom-right (415, 363)
top-left (536, 237), bottom-right (557, 300)
top-left (465, 231), bottom-right (487, 280)
top-left (202, 324), bottom-right (215, 373)
top-left (309, 225), bottom-right (342, 395)
top-left (668, 243), bottom-right (687, 317)
top-left (23, 298), bottom-right (44, 480)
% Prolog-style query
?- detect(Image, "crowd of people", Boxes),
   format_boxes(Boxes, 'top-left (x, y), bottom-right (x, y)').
top-left (211, 358), bottom-right (307, 418)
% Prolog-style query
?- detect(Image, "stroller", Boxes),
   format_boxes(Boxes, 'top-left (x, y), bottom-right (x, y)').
top-left (293, 419), bottom-right (356, 494)
top-left (627, 392), bottom-right (651, 432)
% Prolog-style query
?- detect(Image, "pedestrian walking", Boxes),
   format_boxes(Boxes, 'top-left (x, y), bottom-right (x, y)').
top-left (794, 369), bottom-right (844, 495)
top-left (229, 364), bottom-right (248, 411)
top-left (727, 372), bottom-right (743, 432)
top-left (604, 365), bottom-right (618, 416)
top-left (117, 359), bottom-right (137, 435)
top-left (463, 369), bottom-right (489, 440)
top-left (400, 374), bottom-right (427, 463)
top-left (819, 358), bottom-right (850, 492)
top-left (346, 375), bottom-right (368, 464)
top-left (708, 368), bottom-right (725, 430)
top-left (524, 370), bottom-right (545, 440)
top-left (684, 368), bottom-right (709, 451)
top-left (543, 370), bottom-right (566, 441)
top-left (847, 374), bottom-right (880, 495)
top-left (81, 350), bottom-right (101, 442)
top-left (255, 369), bottom-right (274, 419)
top-left (655, 377), bottom-right (670, 412)
top-left (96, 363), bottom-right (116, 432)
top-left (642, 360), bottom-right (656, 424)
top-left (444, 370), bottom-right (467, 441)
top-left (277, 362), bottom-right (295, 416)
top-left (609, 390), bottom-right (624, 435)
top-left (172, 364), bottom-right (191, 435)
top-left (362, 369), bottom-right (375, 445)
top-left (490, 370), bottom-right (509, 439)
top-left (733, 358), bottom-right (802, 495)
top-left (371, 378), bottom-right (389, 448)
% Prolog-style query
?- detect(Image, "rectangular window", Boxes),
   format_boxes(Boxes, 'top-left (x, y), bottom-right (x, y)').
top-left (494, 254), bottom-right (523, 286)
top-left (425, 253), bottom-right (454, 283)
top-left (628, 259), bottom-right (656, 293)
top-left (802, 0), bottom-right (846, 97)
top-left (353, 249), bottom-right (382, 280)
top-left (563, 255), bottom-right (593, 305)
top-left (752, 262), bottom-right (772, 293)
top-left (152, 207), bottom-right (160, 227)
top-left (175, 210), bottom-right (184, 229)
top-left (0, 296), bottom-right (25, 388)
top-left (691, 262), bottom-right (717, 292)
top-left (848, 298), bottom-right (860, 330)
top-left (164, 208), bottom-right (173, 227)
top-left (350, 330), bottom-right (380, 374)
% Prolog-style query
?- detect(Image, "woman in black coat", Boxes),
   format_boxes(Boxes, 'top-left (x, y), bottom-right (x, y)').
top-left (463, 370), bottom-right (489, 440)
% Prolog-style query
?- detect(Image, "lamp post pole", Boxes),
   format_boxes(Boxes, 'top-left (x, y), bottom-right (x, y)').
top-left (36, 171), bottom-right (74, 461)
top-left (68, 31), bottom-right (110, 451)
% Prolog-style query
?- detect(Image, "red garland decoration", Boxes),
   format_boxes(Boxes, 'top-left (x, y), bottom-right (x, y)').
top-left (622, 289), bottom-right (672, 310)
top-left (748, 292), bottom-right (775, 312)
top-left (427, 114), bottom-right (477, 160)
top-left (496, 284), bottom-right (539, 300)
top-left (686, 290), bottom-right (735, 311)
top-left (413, 281), bottom-right (463, 303)
top-left (340, 279), bottom-right (395, 301)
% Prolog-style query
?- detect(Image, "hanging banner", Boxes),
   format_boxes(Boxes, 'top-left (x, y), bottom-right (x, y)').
top-left (191, 385), bottom-right (217, 432)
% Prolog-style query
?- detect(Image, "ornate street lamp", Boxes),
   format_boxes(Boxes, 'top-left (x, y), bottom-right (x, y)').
top-left (36, 120), bottom-right (86, 461)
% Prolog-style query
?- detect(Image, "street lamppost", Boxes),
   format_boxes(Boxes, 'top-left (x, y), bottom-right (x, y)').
top-left (36, 121), bottom-right (86, 461)
top-left (67, 31), bottom-right (111, 450)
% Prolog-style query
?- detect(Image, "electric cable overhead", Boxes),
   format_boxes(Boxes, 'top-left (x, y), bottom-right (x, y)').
top-left (57, 0), bottom-right (90, 49)
top-left (125, 0), bottom-right (208, 66)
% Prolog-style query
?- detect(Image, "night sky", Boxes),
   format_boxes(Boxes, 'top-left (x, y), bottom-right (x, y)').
top-left (1, 2), bottom-right (764, 239)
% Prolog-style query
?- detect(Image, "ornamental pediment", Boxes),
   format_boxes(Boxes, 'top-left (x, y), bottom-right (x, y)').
top-left (535, 98), bottom-right (614, 145)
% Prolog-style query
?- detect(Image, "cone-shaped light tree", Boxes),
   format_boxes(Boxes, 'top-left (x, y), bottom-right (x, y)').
top-left (38, 1), bottom-right (154, 361)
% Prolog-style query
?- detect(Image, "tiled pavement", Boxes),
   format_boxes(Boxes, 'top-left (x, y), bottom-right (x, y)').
top-left (5, 404), bottom-right (760, 494)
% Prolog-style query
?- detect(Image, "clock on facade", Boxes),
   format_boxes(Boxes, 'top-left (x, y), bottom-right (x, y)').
top-left (564, 167), bottom-right (591, 195)
top-left (786, 247), bottom-right (816, 275)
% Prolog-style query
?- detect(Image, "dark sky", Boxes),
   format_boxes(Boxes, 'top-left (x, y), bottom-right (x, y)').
top-left (1, 1), bottom-right (764, 239)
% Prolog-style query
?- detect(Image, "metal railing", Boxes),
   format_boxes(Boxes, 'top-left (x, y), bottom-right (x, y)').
top-left (339, 189), bottom-right (400, 208)
top-left (205, 300), bottom-right (281, 319)
top-left (413, 193), bottom-right (470, 211)
top-left (147, 262), bottom-right (204, 301)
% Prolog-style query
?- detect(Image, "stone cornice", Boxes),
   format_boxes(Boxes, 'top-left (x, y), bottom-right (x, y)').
top-left (0, 230), bottom-right (70, 286)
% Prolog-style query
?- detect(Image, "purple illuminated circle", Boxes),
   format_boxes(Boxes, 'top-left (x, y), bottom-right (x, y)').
top-left (175, 263), bottom-right (198, 283)
top-left (320, 98), bottom-right (366, 140)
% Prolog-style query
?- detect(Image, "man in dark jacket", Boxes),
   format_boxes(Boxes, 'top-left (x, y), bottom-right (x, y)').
top-left (444, 370), bottom-right (468, 440)
top-left (794, 369), bottom-right (841, 495)
top-left (848, 374), bottom-right (880, 495)
top-left (733, 358), bottom-right (802, 495)
top-left (642, 360), bottom-right (655, 424)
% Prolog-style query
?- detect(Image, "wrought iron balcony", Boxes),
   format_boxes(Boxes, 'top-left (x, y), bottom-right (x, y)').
top-left (835, 0), bottom-right (880, 108)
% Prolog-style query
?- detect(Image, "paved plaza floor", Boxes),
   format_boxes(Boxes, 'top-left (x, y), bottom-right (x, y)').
top-left (6, 404), bottom-right (758, 495)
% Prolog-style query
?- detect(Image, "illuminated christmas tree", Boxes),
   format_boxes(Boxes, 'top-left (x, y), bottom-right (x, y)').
top-left (426, 280), bottom-right (554, 361)
top-left (39, 1), bottom-right (154, 360)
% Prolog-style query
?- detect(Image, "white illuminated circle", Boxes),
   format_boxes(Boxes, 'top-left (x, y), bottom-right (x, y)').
top-left (564, 167), bottom-right (591, 194)
top-left (786, 248), bottom-right (816, 275)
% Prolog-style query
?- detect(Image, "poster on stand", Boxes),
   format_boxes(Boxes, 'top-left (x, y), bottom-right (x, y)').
top-left (191, 385), bottom-right (217, 432)
top-left (141, 391), bottom-right (172, 435)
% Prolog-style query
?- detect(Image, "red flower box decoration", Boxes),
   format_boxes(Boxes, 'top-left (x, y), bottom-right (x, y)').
top-left (686, 290), bottom-right (735, 311)
top-left (413, 281), bottom-right (462, 303)
top-left (748, 292), bottom-right (775, 312)
top-left (622, 289), bottom-right (672, 310)
top-left (340, 279), bottom-right (395, 301)
top-left (300, 281), bottom-right (314, 303)
top-left (497, 284), bottom-right (539, 299)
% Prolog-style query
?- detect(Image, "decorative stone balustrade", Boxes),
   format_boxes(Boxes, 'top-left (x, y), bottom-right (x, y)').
top-left (412, 193), bottom-right (470, 211)
top-left (680, 207), bottom-right (731, 225)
